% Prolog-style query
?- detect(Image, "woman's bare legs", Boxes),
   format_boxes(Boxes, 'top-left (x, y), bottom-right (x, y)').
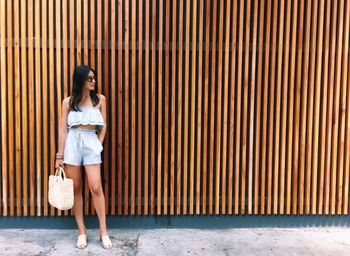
top-left (64, 164), bottom-right (86, 235)
top-left (84, 163), bottom-right (108, 236)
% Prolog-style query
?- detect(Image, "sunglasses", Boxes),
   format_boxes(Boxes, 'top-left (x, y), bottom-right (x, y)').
top-left (86, 75), bottom-right (97, 82)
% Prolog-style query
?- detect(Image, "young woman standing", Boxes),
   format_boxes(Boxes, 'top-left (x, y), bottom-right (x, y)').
top-left (55, 65), bottom-right (112, 250)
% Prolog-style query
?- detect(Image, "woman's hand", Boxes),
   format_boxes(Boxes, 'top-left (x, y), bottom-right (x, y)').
top-left (55, 159), bottom-right (64, 169)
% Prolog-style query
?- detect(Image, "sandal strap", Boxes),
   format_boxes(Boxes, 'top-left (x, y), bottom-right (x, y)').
top-left (100, 235), bottom-right (112, 247)
top-left (77, 234), bottom-right (87, 247)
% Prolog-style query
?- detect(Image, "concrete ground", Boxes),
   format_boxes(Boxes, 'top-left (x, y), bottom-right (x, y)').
top-left (0, 228), bottom-right (348, 255)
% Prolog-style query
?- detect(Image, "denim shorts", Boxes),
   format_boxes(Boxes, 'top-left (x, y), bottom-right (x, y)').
top-left (63, 128), bottom-right (103, 165)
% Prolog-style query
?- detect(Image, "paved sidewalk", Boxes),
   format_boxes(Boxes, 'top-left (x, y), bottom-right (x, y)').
top-left (0, 228), bottom-right (348, 255)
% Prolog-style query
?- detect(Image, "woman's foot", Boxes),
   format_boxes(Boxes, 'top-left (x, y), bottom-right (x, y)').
top-left (76, 227), bottom-right (88, 249)
top-left (99, 233), bottom-right (112, 250)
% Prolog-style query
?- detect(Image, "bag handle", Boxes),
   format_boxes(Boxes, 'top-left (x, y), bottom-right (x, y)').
top-left (54, 167), bottom-right (67, 180)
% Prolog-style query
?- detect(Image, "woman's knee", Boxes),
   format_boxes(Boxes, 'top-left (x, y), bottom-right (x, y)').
top-left (89, 184), bottom-right (102, 195)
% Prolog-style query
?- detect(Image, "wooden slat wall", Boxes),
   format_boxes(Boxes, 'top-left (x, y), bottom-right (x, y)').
top-left (1, 0), bottom-right (350, 216)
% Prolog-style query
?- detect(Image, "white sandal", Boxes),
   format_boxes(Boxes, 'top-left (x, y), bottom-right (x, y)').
top-left (76, 228), bottom-right (88, 249)
top-left (100, 234), bottom-right (112, 250)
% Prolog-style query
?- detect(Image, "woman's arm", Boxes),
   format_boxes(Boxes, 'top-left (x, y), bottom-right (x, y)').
top-left (97, 94), bottom-right (107, 143)
top-left (55, 98), bottom-right (70, 168)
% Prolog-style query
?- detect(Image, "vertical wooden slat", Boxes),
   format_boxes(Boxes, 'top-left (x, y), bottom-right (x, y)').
top-left (175, 0), bottom-right (184, 215)
top-left (229, 0), bottom-right (237, 215)
top-left (254, 0), bottom-right (265, 215)
top-left (248, 0), bottom-right (259, 215)
top-left (209, 0), bottom-right (217, 215)
top-left (344, 25), bottom-right (350, 214)
top-left (131, 0), bottom-right (137, 215)
top-left (214, 0), bottom-right (224, 215)
top-left (318, 0), bottom-right (331, 215)
top-left (76, 0), bottom-right (82, 65)
top-left (35, 0), bottom-right (42, 216)
top-left (48, 0), bottom-right (56, 216)
top-left (280, 0), bottom-right (292, 214)
top-left (97, 0), bottom-right (102, 95)
top-left (144, 0), bottom-right (150, 216)
top-left (330, 0), bottom-right (344, 215)
top-left (261, 0), bottom-right (272, 215)
top-left (202, 0), bottom-right (212, 215)
top-left (311, 0), bottom-right (325, 215)
top-left (305, 0), bottom-right (318, 215)
top-left (221, 0), bottom-right (232, 215)
top-left (324, 0), bottom-right (338, 215)
top-left (150, 0), bottom-right (156, 215)
top-left (0, 0), bottom-right (2, 217)
top-left (164, 0), bottom-right (170, 215)
top-left (42, 0), bottom-right (49, 216)
top-left (182, 0), bottom-right (190, 215)
top-left (235, 0), bottom-right (244, 215)
top-left (124, 0), bottom-right (130, 216)
top-left (14, 0), bottom-right (21, 216)
top-left (28, 0), bottom-right (35, 217)
top-left (137, 0), bottom-right (143, 216)
top-left (286, 0), bottom-right (298, 215)
top-left (7, 0), bottom-right (14, 217)
top-left (111, 0), bottom-right (116, 216)
top-left (273, 0), bottom-right (285, 214)
top-left (292, 0), bottom-right (304, 215)
top-left (0, 0), bottom-right (8, 216)
top-left (189, 0), bottom-right (197, 215)
top-left (298, 0), bottom-right (312, 215)
top-left (20, 0), bottom-right (28, 216)
top-left (241, 0), bottom-right (250, 214)
top-left (69, 0), bottom-right (75, 96)
top-left (83, 0), bottom-right (89, 65)
top-left (195, 0), bottom-right (204, 215)
top-left (196, 1), bottom-right (204, 214)
top-left (62, 0), bottom-right (70, 217)
top-left (117, 0), bottom-right (123, 215)
top-left (157, 0), bottom-right (163, 215)
top-left (170, 0), bottom-right (177, 215)
top-left (194, 0), bottom-right (204, 215)
top-left (336, 0), bottom-right (349, 214)
top-left (103, 0), bottom-right (110, 215)
top-left (90, 0), bottom-right (95, 72)
top-left (267, 0), bottom-right (278, 215)
top-left (103, 1), bottom-right (111, 214)
top-left (55, 0), bottom-right (62, 216)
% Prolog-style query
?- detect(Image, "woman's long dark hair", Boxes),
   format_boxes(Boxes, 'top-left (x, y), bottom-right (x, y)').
top-left (69, 65), bottom-right (99, 111)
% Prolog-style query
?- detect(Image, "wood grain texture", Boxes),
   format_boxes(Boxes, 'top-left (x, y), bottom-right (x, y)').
top-left (254, 0), bottom-right (265, 215)
top-left (0, 0), bottom-right (8, 216)
top-left (312, 0), bottom-right (325, 215)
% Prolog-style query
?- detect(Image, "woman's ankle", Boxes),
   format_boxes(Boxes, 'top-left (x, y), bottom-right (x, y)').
top-left (78, 226), bottom-right (87, 235)
top-left (99, 227), bottom-right (108, 236)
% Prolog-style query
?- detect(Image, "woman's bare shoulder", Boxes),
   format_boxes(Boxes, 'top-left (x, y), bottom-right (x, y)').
top-left (97, 94), bottom-right (106, 109)
top-left (98, 94), bottom-right (106, 101)
top-left (62, 97), bottom-right (71, 108)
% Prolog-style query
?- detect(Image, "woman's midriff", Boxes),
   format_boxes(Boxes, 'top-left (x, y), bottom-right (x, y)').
top-left (71, 124), bottom-right (98, 130)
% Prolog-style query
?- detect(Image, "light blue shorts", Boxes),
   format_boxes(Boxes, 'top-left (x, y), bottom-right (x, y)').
top-left (63, 128), bottom-right (103, 165)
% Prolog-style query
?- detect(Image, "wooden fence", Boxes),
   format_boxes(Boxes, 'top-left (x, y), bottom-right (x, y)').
top-left (0, 0), bottom-right (350, 216)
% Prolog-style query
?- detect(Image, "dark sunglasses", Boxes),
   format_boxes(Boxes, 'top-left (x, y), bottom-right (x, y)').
top-left (86, 75), bottom-right (97, 82)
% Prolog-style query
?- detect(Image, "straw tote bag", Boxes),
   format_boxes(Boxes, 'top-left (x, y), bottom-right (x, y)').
top-left (49, 167), bottom-right (74, 210)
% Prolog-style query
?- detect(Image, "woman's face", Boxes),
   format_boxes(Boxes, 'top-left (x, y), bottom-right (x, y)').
top-left (84, 70), bottom-right (96, 91)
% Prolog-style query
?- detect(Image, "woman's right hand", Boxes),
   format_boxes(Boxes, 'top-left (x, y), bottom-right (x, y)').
top-left (55, 159), bottom-right (64, 169)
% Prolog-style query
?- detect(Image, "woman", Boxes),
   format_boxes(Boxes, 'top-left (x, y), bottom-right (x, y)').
top-left (55, 65), bottom-right (112, 250)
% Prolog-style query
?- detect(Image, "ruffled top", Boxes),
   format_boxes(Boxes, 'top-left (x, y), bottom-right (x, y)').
top-left (67, 106), bottom-right (105, 129)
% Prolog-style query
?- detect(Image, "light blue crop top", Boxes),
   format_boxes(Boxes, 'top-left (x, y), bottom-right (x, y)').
top-left (67, 106), bottom-right (105, 129)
